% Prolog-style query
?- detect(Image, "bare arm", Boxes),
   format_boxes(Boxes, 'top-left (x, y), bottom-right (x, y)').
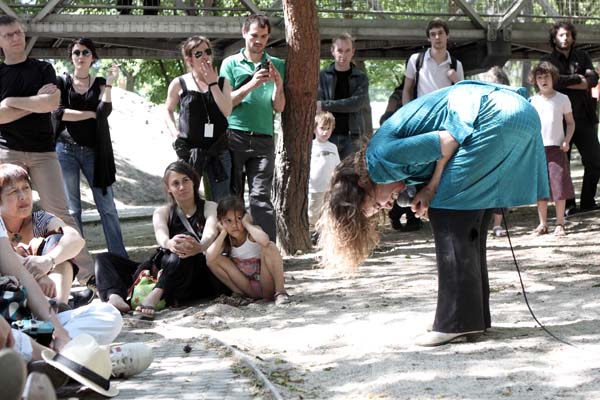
top-left (0, 238), bottom-right (70, 346)
top-left (411, 130), bottom-right (459, 217)
top-left (153, 205), bottom-right (172, 249)
top-left (231, 68), bottom-right (271, 107)
top-left (100, 64), bottom-right (119, 104)
top-left (2, 84), bottom-right (60, 113)
top-left (402, 77), bottom-right (415, 106)
top-left (561, 112), bottom-right (576, 152)
top-left (270, 62), bottom-right (285, 113)
top-left (199, 201), bottom-right (219, 251)
top-left (206, 228), bottom-right (227, 264)
top-left (22, 220), bottom-right (85, 276)
top-left (163, 78), bottom-right (182, 140)
top-left (61, 109), bottom-right (96, 122)
top-left (0, 104), bottom-right (31, 124)
top-left (241, 213), bottom-right (270, 247)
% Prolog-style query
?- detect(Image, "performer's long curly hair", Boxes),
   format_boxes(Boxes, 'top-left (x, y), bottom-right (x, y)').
top-left (316, 148), bottom-right (381, 271)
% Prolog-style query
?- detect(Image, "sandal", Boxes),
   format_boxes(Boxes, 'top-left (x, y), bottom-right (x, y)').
top-left (274, 291), bottom-right (290, 306)
top-left (133, 305), bottom-right (155, 321)
top-left (554, 224), bottom-right (567, 237)
top-left (533, 224), bottom-right (548, 235)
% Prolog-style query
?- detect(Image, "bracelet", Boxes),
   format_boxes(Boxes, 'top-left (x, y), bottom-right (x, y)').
top-left (208, 82), bottom-right (218, 88)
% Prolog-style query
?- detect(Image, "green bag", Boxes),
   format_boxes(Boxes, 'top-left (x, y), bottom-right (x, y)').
top-left (129, 270), bottom-right (166, 311)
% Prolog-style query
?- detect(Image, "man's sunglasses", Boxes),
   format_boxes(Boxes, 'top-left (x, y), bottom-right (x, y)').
top-left (72, 49), bottom-right (92, 57)
top-left (193, 48), bottom-right (212, 58)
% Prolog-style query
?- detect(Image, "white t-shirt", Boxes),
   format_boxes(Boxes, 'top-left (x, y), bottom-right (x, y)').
top-left (530, 92), bottom-right (572, 146)
top-left (0, 217), bottom-right (6, 238)
top-left (309, 139), bottom-right (340, 193)
top-left (405, 49), bottom-right (464, 97)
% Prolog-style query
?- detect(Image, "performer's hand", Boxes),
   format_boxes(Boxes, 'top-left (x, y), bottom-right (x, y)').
top-left (36, 275), bottom-right (57, 299)
top-left (37, 83), bottom-right (58, 95)
top-left (411, 186), bottom-right (435, 219)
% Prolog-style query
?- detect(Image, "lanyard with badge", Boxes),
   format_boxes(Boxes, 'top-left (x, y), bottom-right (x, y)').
top-left (192, 75), bottom-right (214, 138)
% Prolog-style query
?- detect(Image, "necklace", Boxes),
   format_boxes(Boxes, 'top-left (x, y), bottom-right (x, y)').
top-left (75, 74), bottom-right (90, 80)
top-left (6, 217), bottom-right (28, 244)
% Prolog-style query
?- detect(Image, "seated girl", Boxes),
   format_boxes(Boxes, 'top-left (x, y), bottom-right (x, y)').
top-left (94, 161), bottom-right (229, 317)
top-left (206, 196), bottom-right (289, 305)
top-left (0, 164), bottom-right (84, 304)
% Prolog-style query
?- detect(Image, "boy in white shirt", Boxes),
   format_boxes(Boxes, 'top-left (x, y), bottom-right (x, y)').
top-left (529, 62), bottom-right (576, 236)
top-left (309, 112), bottom-right (340, 230)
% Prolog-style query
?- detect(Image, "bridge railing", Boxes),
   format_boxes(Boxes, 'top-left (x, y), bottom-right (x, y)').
top-left (4, 0), bottom-right (600, 24)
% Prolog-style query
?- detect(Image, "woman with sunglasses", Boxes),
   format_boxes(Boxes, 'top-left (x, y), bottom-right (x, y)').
top-left (54, 38), bottom-right (127, 258)
top-left (164, 36), bottom-right (232, 201)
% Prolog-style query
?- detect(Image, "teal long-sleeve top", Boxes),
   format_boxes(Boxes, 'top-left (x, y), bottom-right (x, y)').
top-left (367, 81), bottom-right (549, 210)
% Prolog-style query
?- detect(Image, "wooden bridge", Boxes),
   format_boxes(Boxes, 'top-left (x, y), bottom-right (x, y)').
top-left (3, 0), bottom-right (600, 74)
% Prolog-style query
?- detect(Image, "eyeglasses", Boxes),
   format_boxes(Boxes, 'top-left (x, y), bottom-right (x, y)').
top-left (193, 48), bottom-right (212, 58)
top-left (0, 29), bottom-right (24, 40)
top-left (72, 49), bottom-right (92, 57)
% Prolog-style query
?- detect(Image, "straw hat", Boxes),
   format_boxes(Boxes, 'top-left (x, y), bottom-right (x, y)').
top-left (41, 334), bottom-right (118, 397)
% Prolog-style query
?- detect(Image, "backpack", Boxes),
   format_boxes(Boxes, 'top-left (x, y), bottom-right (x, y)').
top-left (413, 51), bottom-right (458, 99)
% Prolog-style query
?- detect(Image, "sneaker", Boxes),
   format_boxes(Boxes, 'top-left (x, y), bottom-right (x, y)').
top-left (110, 343), bottom-right (154, 379)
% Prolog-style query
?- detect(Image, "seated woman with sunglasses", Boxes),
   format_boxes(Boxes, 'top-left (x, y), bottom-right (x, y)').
top-left (164, 36), bottom-right (232, 201)
top-left (53, 38), bottom-right (128, 259)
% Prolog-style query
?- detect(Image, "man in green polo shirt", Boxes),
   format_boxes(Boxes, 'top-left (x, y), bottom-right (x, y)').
top-left (220, 14), bottom-right (285, 242)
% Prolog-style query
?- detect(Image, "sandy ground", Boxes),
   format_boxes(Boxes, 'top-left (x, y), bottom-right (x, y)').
top-left (77, 89), bottom-right (600, 399)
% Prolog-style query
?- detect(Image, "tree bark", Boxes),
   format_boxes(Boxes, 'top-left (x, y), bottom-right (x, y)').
top-left (275, 0), bottom-right (320, 255)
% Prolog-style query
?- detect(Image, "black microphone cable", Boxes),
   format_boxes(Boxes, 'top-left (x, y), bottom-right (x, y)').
top-left (501, 208), bottom-right (575, 347)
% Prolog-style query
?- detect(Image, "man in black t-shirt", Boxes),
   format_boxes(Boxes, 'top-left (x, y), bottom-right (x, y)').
top-left (0, 15), bottom-right (95, 284)
top-left (317, 33), bottom-right (370, 160)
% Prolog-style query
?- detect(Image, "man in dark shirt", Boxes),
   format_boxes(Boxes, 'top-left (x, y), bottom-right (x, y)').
top-left (0, 15), bottom-right (95, 283)
top-left (542, 21), bottom-right (600, 213)
top-left (317, 33), bottom-right (370, 160)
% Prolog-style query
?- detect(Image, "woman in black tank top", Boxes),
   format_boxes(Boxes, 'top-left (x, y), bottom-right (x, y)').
top-left (164, 36), bottom-right (232, 202)
top-left (94, 161), bottom-right (229, 317)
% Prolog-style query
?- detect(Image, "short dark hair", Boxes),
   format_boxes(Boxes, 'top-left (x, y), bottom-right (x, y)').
top-left (242, 14), bottom-right (271, 34)
top-left (217, 196), bottom-right (246, 221)
top-left (0, 163), bottom-right (31, 195)
top-left (549, 21), bottom-right (577, 49)
top-left (529, 61), bottom-right (559, 90)
top-left (67, 38), bottom-right (99, 62)
top-left (0, 15), bottom-right (20, 27)
top-left (162, 161), bottom-right (205, 226)
top-left (426, 18), bottom-right (449, 37)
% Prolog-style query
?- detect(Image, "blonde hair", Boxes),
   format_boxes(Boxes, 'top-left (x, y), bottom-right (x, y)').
top-left (316, 146), bottom-right (381, 271)
top-left (315, 111), bottom-right (335, 130)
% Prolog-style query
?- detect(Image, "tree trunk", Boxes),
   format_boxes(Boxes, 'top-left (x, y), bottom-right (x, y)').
top-left (120, 66), bottom-right (135, 92)
top-left (275, 0), bottom-right (319, 255)
top-left (156, 59), bottom-right (170, 89)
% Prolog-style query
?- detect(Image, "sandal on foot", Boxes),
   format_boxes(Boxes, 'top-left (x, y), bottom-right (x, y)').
top-left (274, 291), bottom-right (290, 306)
top-left (554, 224), bottom-right (566, 237)
top-left (133, 305), bottom-right (155, 321)
top-left (533, 224), bottom-right (548, 235)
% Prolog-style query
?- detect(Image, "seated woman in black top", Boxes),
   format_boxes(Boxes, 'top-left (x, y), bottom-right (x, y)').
top-left (94, 161), bottom-right (229, 317)
top-left (163, 35), bottom-right (232, 202)
top-left (54, 38), bottom-right (127, 258)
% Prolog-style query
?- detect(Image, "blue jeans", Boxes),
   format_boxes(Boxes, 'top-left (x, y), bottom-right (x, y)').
top-left (56, 141), bottom-right (128, 257)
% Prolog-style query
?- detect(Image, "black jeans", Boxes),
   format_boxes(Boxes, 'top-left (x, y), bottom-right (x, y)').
top-left (227, 129), bottom-right (276, 241)
top-left (571, 119), bottom-right (600, 209)
top-left (428, 208), bottom-right (493, 333)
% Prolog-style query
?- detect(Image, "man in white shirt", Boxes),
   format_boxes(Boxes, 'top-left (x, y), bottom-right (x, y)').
top-left (402, 18), bottom-right (464, 104)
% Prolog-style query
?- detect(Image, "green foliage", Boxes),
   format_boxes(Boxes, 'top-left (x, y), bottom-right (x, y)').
top-left (365, 60), bottom-right (405, 101)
